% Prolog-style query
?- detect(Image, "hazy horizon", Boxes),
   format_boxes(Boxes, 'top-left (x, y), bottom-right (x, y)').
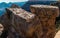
top-left (0, 0), bottom-right (28, 3)
top-left (0, 0), bottom-right (58, 3)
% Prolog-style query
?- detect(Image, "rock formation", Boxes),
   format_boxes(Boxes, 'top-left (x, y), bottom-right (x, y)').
top-left (0, 12), bottom-right (10, 38)
top-left (50, 2), bottom-right (60, 21)
top-left (0, 4), bottom-right (20, 38)
top-left (6, 8), bottom-right (43, 38)
top-left (0, 4), bottom-right (59, 38)
top-left (30, 5), bottom-right (59, 38)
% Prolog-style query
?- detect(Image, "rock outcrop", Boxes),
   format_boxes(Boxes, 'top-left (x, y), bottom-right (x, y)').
top-left (6, 8), bottom-right (43, 38)
top-left (0, 4), bottom-right (20, 38)
top-left (30, 5), bottom-right (59, 38)
top-left (51, 2), bottom-right (60, 21)
top-left (0, 4), bottom-right (59, 38)
top-left (0, 12), bottom-right (10, 38)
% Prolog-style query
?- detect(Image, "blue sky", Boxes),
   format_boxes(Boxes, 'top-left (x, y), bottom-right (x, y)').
top-left (0, 0), bottom-right (59, 3)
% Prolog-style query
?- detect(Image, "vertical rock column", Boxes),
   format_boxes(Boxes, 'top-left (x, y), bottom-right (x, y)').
top-left (30, 5), bottom-right (59, 38)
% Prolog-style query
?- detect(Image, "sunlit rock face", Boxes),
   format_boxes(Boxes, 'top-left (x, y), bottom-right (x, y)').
top-left (0, 24), bottom-right (4, 36)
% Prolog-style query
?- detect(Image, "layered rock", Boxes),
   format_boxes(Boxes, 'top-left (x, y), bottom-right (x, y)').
top-left (0, 4), bottom-right (59, 38)
top-left (6, 8), bottom-right (43, 38)
top-left (30, 5), bottom-right (59, 38)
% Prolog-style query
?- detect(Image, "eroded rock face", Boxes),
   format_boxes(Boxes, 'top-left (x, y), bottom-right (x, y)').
top-left (6, 8), bottom-right (43, 38)
top-left (0, 4), bottom-right (21, 30)
top-left (51, 2), bottom-right (60, 21)
top-left (0, 4), bottom-right (19, 30)
top-left (0, 4), bottom-right (21, 38)
top-left (0, 4), bottom-right (59, 38)
top-left (30, 5), bottom-right (59, 38)
top-left (0, 13), bottom-right (9, 38)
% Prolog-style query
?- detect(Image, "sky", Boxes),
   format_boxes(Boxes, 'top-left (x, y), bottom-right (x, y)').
top-left (0, 0), bottom-right (59, 3)
top-left (0, 0), bottom-right (28, 3)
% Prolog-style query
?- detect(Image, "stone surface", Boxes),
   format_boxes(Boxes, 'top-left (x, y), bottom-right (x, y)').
top-left (0, 12), bottom-right (10, 38)
top-left (50, 2), bottom-right (60, 21)
top-left (30, 5), bottom-right (59, 38)
top-left (0, 4), bottom-right (59, 38)
top-left (6, 8), bottom-right (43, 38)
top-left (0, 4), bottom-right (22, 38)
top-left (0, 24), bottom-right (4, 36)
